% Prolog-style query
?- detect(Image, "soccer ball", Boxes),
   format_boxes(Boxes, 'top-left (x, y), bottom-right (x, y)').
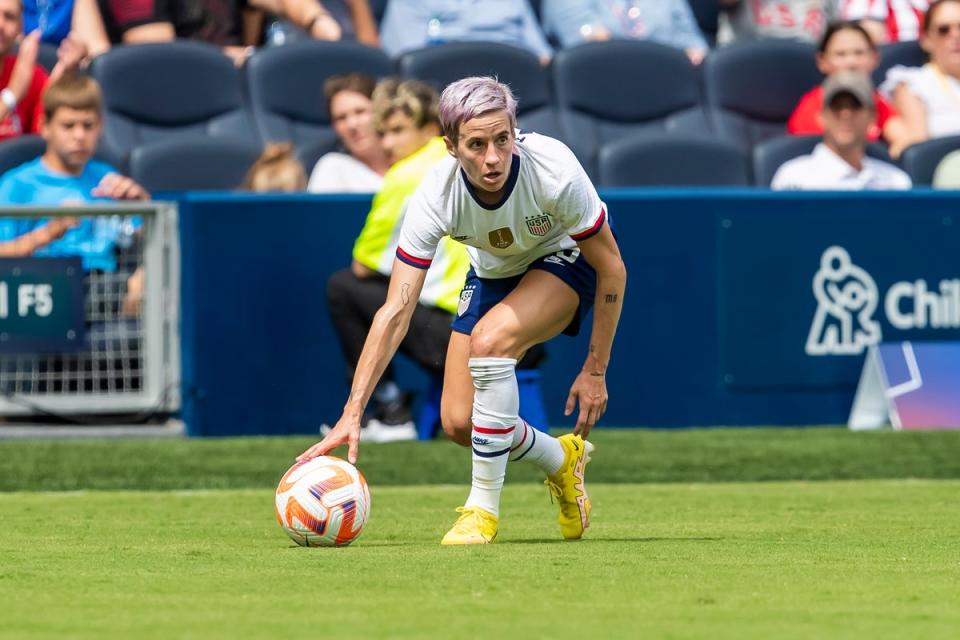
top-left (275, 456), bottom-right (371, 547)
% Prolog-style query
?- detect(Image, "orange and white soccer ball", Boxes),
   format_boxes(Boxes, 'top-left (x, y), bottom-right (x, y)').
top-left (275, 456), bottom-right (371, 547)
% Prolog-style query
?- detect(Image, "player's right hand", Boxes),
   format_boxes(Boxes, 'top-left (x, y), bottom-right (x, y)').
top-left (296, 414), bottom-right (361, 464)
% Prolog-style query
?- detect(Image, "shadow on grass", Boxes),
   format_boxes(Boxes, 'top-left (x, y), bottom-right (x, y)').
top-left (499, 536), bottom-right (723, 545)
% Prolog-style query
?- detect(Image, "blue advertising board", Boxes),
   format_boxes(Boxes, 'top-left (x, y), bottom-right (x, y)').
top-left (0, 257), bottom-right (86, 353)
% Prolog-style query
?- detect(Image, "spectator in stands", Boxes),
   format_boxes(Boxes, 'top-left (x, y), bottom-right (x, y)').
top-left (323, 78), bottom-right (470, 442)
top-left (1, 0), bottom-right (85, 141)
top-left (881, 0), bottom-right (960, 146)
top-left (541, 0), bottom-right (709, 64)
top-left (720, 0), bottom-right (839, 44)
top-left (308, 73), bottom-right (389, 193)
top-left (379, 0), bottom-right (553, 63)
top-left (244, 143), bottom-right (307, 192)
top-left (789, 21), bottom-right (910, 153)
top-left (70, 0), bottom-right (376, 64)
top-left (0, 73), bottom-right (147, 268)
top-left (773, 71), bottom-right (912, 189)
top-left (840, 0), bottom-right (929, 43)
top-left (260, 0), bottom-right (379, 47)
top-left (22, 0), bottom-right (72, 45)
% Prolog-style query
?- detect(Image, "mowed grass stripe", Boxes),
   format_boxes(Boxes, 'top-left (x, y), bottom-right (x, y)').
top-left (1, 481), bottom-right (959, 640)
top-left (3, 427), bottom-right (960, 491)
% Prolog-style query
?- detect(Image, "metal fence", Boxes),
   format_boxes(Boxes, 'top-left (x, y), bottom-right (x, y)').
top-left (0, 203), bottom-right (180, 417)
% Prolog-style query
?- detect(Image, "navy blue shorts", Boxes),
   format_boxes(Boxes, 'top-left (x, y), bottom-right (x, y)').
top-left (451, 248), bottom-right (597, 337)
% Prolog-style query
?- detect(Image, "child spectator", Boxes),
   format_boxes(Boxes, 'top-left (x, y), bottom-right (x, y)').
top-left (243, 143), bottom-right (307, 192)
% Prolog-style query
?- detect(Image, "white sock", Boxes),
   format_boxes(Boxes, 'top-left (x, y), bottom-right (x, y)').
top-left (508, 418), bottom-right (565, 476)
top-left (463, 357), bottom-right (518, 518)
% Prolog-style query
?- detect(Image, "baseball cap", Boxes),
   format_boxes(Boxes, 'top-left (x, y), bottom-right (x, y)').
top-left (822, 71), bottom-right (875, 110)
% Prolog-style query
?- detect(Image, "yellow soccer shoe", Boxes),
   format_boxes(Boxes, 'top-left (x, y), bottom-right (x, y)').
top-left (440, 506), bottom-right (499, 545)
top-left (545, 434), bottom-right (594, 540)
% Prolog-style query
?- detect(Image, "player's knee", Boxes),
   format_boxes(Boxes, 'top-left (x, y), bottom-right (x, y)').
top-left (440, 409), bottom-right (471, 446)
top-left (468, 330), bottom-right (516, 359)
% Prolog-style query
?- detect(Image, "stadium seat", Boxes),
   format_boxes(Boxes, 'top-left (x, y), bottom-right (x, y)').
top-left (597, 133), bottom-right (749, 187)
top-left (753, 134), bottom-right (895, 186)
top-left (128, 138), bottom-right (264, 192)
top-left (703, 40), bottom-right (822, 150)
top-left (900, 135), bottom-right (960, 185)
top-left (875, 41), bottom-right (927, 86)
top-left (245, 41), bottom-right (393, 150)
top-left (398, 42), bottom-right (560, 138)
top-left (90, 42), bottom-right (257, 167)
top-left (553, 40), bottom-right (709, 177)
top-left (0, 134), bottom-right (45, 176)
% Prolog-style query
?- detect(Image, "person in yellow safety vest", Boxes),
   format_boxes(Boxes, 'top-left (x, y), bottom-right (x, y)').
top-left (323, 78), bottom-right (470, 443)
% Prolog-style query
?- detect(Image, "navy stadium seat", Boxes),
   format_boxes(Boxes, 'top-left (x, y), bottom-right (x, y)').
top-left (553, 40), bottom-right (709, 177)
top-left (0, 134), bottom-right (45, 177)
top-left (245, 41), bottom-right (392, 150)
top-left (597, 133), bottom-right (749, 187)
top-left (753, 134), bottom-right (895, 186)
top-left (703, 40), bottom-right (822, 150)
top-left (90, 42), bottom-right (257, 167)
top-left (398, 42), bottom-right (560, 138)
top-left (900, 135), bottom-right (960, 185)
top-left (875, 40), bottom-right (927, 86)
top-left (128, 138), bottom-right (264, 192)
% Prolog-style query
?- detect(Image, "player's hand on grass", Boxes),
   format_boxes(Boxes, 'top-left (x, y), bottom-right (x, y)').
top-left (296, 414), bottom-right (362, 464)
top-left (565, 370), bottom-right (608, 439)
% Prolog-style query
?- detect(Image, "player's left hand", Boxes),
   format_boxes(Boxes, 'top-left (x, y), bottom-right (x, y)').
top-left (92, 173), bottom-right (150, 201)
top-left (565, 370), bottom-right (607, 439)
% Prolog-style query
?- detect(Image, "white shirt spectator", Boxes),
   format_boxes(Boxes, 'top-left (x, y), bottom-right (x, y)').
top-left (881, 64), bottom-right (960, 138)
top-left (771, 142), bottom-right (913, 189)
top-left (307, 152), bottom-right (384, 193)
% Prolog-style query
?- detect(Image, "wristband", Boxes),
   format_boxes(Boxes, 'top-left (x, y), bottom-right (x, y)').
top-left (0, 88), bottom-right (17, 111)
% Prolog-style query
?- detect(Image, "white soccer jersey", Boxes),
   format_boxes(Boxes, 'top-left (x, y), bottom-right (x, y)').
top-left (396, 131), bottom-right (607, 278)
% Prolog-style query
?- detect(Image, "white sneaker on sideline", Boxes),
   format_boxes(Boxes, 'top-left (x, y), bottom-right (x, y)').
top-left (363, 419), bottom-right (417, 443)
top-left (318, 420), bottom-right (417, 443)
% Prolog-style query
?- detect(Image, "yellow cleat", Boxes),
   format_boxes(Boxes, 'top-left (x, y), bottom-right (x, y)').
top-left (440, 506), bottom-right (499, 545)
top-left (545, 434), bottom-right (594, 540)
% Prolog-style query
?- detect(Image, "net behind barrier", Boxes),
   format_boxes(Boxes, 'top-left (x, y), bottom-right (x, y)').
top-left (0, 204), bottom-right (180, 417)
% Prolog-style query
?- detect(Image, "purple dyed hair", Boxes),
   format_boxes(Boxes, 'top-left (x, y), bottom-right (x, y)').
top-left (439, 76), bottom-right (518, 142)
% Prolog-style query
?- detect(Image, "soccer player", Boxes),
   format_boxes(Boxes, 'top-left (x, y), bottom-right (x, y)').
top-left (299, 76), bottom-right (627, 545)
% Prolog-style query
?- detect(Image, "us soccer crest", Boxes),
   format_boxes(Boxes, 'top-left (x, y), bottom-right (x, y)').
top-left (457, 287), bottom-right (474, 317)
top-left (525, 214), bottom-right (552, 236)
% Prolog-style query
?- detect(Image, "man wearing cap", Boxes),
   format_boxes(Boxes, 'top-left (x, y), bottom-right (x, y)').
top-left (772, 71), bottom-right (912, 190)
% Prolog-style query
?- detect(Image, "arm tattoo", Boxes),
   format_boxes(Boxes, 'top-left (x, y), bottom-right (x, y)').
top-left (604, 294), bottom-right (619, 304)
top-left (401, 283), bottom-right (410, 305)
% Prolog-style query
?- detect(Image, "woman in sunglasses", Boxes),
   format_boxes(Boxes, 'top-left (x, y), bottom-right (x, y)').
top-left (881, 0), bottom-right (960, 145)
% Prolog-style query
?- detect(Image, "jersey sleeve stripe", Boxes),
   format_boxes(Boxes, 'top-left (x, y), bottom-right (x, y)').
top-left (396, 246), bottom-right (432, 269)
top-left (570, 207), bottom-right (606, 241)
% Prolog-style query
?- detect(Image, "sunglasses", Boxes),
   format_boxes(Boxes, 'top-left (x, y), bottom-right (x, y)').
top-left (934, 22), bottom-right (960, 36)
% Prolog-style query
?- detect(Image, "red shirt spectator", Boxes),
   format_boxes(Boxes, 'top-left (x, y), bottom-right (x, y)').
top-left (840, 0), bottom-right (930, 43)
top-left (0, 54), bottom-right (47, 140)
top-left (788, 86), bottom-right (896, 140)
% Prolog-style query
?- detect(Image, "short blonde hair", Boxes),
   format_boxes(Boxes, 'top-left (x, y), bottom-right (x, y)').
top-left (243, 143), bottom-right (307, 192)
top-left (372, 78), bottom-right (440, 133)
top-left (43, 72), bottom-right (102, 122)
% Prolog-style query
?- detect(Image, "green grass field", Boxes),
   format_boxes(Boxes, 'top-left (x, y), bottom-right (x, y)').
top-left (2, 429), bottom-right (960, 639)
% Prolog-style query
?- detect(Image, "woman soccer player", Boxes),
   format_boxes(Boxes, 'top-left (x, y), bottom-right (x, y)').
top-left (299, 76), bottom-right (627, 545)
